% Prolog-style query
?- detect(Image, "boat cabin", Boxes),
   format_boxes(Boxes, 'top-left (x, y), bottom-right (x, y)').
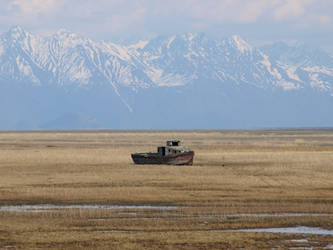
top-left (158, 140), bottom-right (184, 156)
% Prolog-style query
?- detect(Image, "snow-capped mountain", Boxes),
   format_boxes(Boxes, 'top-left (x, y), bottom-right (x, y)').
top-left (1, 26), bottom-right (333, 129)
top-left (260, 42), bottom-right (333, 93)
top-left (260, 41), bottom-right (333, 67)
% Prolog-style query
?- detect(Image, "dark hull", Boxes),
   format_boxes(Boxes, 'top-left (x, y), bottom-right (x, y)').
top-left (131, 151), bottom-right (194, 165)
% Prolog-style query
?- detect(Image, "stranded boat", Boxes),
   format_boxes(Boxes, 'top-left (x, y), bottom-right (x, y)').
top-left (131, 140), bottom-right (194, 165)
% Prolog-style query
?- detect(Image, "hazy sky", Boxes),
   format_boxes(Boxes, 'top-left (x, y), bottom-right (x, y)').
top-left (0, 0), bottom-right (332, 51)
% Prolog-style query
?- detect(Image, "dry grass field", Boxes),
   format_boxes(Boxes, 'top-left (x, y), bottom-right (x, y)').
top-left (0, 130), bottom-right (333, 249)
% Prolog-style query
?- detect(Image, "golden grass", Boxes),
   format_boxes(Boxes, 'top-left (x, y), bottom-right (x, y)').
top-left (0, 130), bottom-right (333, 249)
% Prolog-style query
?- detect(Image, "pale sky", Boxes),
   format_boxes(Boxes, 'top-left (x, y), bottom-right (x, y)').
top-left (0, 0), bottom-right (332, 51)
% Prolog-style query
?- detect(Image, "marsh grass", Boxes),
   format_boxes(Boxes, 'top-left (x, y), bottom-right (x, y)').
top-left (0, 130), bottom-right (333, 248)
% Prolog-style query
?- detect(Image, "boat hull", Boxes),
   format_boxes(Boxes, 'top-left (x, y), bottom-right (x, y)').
top-left (131, 151), bottom-right (194, 165)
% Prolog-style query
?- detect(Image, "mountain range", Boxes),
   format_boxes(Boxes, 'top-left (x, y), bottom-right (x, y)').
top-left (1, 26), bottom-right (333, 129)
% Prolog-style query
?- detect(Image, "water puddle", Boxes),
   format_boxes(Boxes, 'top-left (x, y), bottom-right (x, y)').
top-left (288, 248), bottom-right (312, 250)
top-left (196, 213), bottom-right (332, 220)
top-left (220, 226), bottom-right (333, 235)
top-left (0, 204), bottom-right (180, 212)
top-left (286, 239), bottom-right (308, 243)
top-left (1, 205), bottom-right (330, 219)
top-left (94, 226), bottom-right (333, 235)
top-left (88, 217), bottom-right (161, 221)
top-left (228, 213), bottom-right (331, 217)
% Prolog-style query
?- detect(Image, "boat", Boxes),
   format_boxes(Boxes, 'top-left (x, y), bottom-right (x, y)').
top-left (131, 140), bottom-right (194, 165)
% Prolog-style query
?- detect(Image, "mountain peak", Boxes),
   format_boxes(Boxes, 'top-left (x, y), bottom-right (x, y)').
top-left (6, 25), bottom-right (28, 40)
top-left (182, 33), bottom-right (198, 41)
top-left (230, 35), bottom-right (252, 53)
top-left (10, 25), bottom-right (24, 33)
top-left (54, 29), bottom-right (82, 40)
top-left (56, 29), bottom-right (73, 35)
top-left (260, 41), bottom-right (333, 67)
top-left (129, 40), bottom-right (149, 50)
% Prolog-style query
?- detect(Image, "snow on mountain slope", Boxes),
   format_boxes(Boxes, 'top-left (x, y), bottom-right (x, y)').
top-left (260, 41), bottom-right (333, 68)
top-left (0, 26), bottom-right (333, 96)
top-left (1, 26), bottom-right (333, 129)
top-left (261, 41), bottom-right (333, 93)
top-left (0, 26), bottom-right (152, 91)
top-left (127, 33), bottom-right (300, 90)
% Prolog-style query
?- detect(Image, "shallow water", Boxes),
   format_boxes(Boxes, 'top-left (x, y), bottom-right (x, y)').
top-left (94, 226), bottom-right (333, 236)
top-left (288, 248), bottom-right (312, 250)
top-left (1, 205), bottom-right (331, 218)
top-left (221, 226), bottom-right (333, 235)
top-left (286, 239), bottom-right (309, 243)
top-left (89, 213), bottom-right (332, 222)
top-left (88, 217), bottom-right (162, 221)
top-left (229, 213), bottom-right (331, 217)
top-left (0, 204), bottom-right (180, 212)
